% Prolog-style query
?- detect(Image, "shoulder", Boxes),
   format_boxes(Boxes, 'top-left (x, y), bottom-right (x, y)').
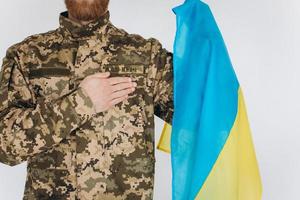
top-left (5, 28), bottom-right (61, 58)
top-left (107, 22), bottom-right (164, 51)
top-left (106, 22), bottom-right (169, 65)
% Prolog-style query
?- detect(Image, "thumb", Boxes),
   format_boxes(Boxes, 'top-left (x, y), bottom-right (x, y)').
top-left (90, 71), bottom-right (110, 78)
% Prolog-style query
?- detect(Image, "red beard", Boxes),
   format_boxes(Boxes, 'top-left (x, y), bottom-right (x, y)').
top-left (65, 0), bottom-right (109, 21)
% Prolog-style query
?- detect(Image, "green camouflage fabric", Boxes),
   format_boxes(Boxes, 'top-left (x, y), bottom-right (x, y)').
top-left (0, 10), bottom-right (173, 200)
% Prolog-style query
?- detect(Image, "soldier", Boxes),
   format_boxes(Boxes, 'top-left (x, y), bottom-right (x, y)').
top-left (0, 0), bottom-right (173, 199)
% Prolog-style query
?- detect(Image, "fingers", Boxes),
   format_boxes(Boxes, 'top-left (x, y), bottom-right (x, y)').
top-left (109, 95), bottom-right (129, 106)
top-left (89, 72), bottom-right (111, 79)
top-left (109, 87), bottom-right (135, 100)
top-left (108, 76), bottom-right (132, 85)
top-left (111, 82), bottom-right (137, 92)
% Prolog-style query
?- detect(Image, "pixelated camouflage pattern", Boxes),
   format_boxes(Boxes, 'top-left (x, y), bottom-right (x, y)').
top-left (0, 10), bottom-right (173, 200)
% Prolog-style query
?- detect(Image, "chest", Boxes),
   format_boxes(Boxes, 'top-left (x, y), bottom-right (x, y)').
top-left (25, 38), bottom-right (155, 132)
top-left (26, 39), bottom-right (152, 98)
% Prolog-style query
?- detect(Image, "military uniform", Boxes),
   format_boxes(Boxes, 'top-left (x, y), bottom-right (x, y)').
top-left (0, 10), bottom-right (173, 200)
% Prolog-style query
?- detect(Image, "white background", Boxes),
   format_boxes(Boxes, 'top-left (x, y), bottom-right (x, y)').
top-left (0, 0), bottom-right (300, 200)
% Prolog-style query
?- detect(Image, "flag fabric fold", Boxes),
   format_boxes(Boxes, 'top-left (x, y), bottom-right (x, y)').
top-left (157, 0), bottom-right (263, 199)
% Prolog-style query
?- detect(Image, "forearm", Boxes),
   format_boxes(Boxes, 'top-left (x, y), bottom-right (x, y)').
top-left (150, 38), bottom-right (174, 125)
top-left (0, 87), bottom-right (95, 166)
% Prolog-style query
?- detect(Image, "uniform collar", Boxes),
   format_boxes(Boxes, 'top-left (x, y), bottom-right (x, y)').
top-left (58, 10), bottom-right (110, 40)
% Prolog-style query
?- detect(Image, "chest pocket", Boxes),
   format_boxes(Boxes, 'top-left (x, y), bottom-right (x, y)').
top-left (28, 67), bottom-right (71, 100)
top-left (99, 64), bottom-right (150, 154)
top-left (103, 63), bottom-right (147, 98)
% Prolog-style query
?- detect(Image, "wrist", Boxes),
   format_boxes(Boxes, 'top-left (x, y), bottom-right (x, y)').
top-left (67, 86), bottom-right (96, 121)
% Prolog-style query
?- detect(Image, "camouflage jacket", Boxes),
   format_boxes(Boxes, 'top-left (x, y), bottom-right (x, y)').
top-left (0, 10), bottom-right (173, 200)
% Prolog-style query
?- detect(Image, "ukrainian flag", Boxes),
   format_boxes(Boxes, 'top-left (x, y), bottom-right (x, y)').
top-left (157, 0), bottom-right (263, 199)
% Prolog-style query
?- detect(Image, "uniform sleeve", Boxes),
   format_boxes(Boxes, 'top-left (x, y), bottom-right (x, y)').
top-left (0, 47), bottom-right (96, 166)
top-left (150, 38), bottom-right (174, 125)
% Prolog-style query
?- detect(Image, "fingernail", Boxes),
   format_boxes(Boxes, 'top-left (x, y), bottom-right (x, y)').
top-left (128, 78), bottom-right (132, 82)
top-left (133, 82), bottom-right (137, 87)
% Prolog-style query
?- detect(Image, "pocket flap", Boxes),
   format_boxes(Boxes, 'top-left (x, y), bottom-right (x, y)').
top-left (104, 64), bottom-right (145, 74)
top-left (29, 67), bottom-right (71, 79)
